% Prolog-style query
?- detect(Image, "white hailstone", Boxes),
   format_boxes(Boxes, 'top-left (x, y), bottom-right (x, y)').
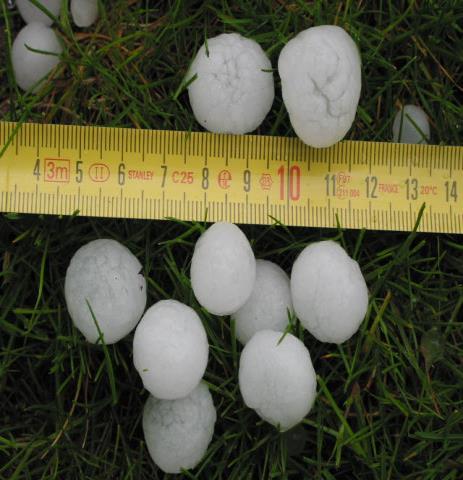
top-left (392, 104), bottom-right (430, 144)
top-left (278, 25), bottom-right (362, 148)
top-left (239, 330), bottom-right (317, 431)
top-left (143, 382), bottom-right (216, 474)
top-left (71, 0), bottom-right (99, 28)
top-left (190, 222), bottom-right (256, 316)
top-left (64, 239), bottom-right (147, 345)
top-left (187, 33), bottom-right (275, 134)
top-left (133, 300), bottom-right (209, 400)
top-left (231, 260), bottom-right (293, 345)
top-left (16, 0), bottom-right (61, 26)
top-left (12, 23), bottom-right (62, 92)
top-left (291, 240), bottom-right (368, 344)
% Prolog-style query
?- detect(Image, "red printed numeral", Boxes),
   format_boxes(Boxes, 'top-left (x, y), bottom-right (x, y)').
top-left (44, 158), bottom-right (70, 183)
top-left (278, 165), bottom-right (301, 201)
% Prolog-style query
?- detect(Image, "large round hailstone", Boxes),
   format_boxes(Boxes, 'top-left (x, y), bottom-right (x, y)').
top-left (64, 239), bottom-right (147, 345)
top-left (278, 25), bottom-right (361, 148)
top-left (392, 104), bottom-right (430, 144)
top-left (190, 222), bottom-right (256, 316)
top-left (12, 23), bottom-right (62, 92)
top-left (187, 33), bottom-right (275, 134)
top-left (239, 330), bottom-right (317, 431)
top-left (71, 0), bottom-right (99, 28)
top-left (16, 0), bottom-right (61, 26)
top-left (133, 300), bottom-right (209, 400)
top-left (231, 260), bottom-right (293, 345)
top-left (291, 240), bottom-right (368, 344)
top-left (143, 382), bottom-right (216, 474)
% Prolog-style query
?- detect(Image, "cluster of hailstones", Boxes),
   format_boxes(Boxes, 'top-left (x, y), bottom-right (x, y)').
top-left (64, 223), bottom-right (369, 474)
top-left (11, 0), bottom-right (98, 92)
top-left (11, 1), bottom-right (430, 146)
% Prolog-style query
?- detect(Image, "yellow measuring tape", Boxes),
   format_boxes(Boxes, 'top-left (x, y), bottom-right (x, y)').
top-left (0, 121), bottom-right (462, 233)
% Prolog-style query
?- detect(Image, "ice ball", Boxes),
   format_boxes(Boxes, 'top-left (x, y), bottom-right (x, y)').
top-left (12, 23), bottom-right (62, 92)
top-left (133, 299), bottom-right (209, 400)
top-left (187, 33), bottom-right (275, 134)
top-left (71, 0), bottom-right (98, 28)
top-left (239, 330), bottom-right (317, 431)
top-left (231, 259), bottom-right (293, 344)
top-left (64, 239), bottom-right (147, 345)
top-left (143, 382), bottom-right (216, 474)
top-left (190, 222), bottom-right (256, 316)
top-left (392, 104), bottom-right (430, 144)
top-left (291, 240), bottom-right (368, 344)
top-left (278, 25), bottom-right (362, 148)
top-left (16, 0), bottom-right (60, 26)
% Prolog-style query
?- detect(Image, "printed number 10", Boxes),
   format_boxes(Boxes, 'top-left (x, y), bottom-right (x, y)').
top-left (277, 165), bottom-right (301, 201)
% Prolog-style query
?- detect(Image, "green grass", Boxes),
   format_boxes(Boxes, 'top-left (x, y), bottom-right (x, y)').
top-left (1, 1), bottom-right (463, 479)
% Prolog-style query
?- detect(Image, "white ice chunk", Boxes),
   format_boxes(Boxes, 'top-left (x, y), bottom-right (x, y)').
top-left (191, 222), bottom-right (256, 316)
top-left (71, 0), bottom-right (99, 28)
top-left (16, 0), bottom-right (60, 26)
top-left (291, 240), bottom-right (368, 344)
top-left (143, 382), bottom-right (216, 474)
top-left (64, 239), bottom-right (147, 344)
top-left (239, 330), bottom-right (317, 431)
top-left (187, 33), bottom-right (275, 134)
top-left (12, 23), bottom-right (62, 92)
top-left (392, 104), bottom-right (430, 144)
top-left (133, 300), bottom-right (209, 400)
top-left (278, 25), bottom-right (362, 148)
top-left (232, 260), bottom-right (292, 344)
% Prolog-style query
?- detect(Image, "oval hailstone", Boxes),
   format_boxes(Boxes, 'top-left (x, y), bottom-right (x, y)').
top-left (143, 382), bottom-right (216, 474)
top-left (71, 0), bottom-right (98, 28)
top-left (133, 300), bottom-right (209, 400)
top-left (231, 260), bottom-right (293, 345)
top-left (64, 239), bottom-right (147, 345)
top-left (278, 25), bottom-right (362, 148)
top-left (291, 240), bottom-right (368, 344)
top-left (187, 33), bottom-right (274, 134)
top-left (191, 222), bottom-right (256, 316)
top-left (12, 23), bottom-right (62, 92)
top-left (16, 0), bottom-right (61, 26)
top-left (392, 104), bottom-right (430, 144)
top-left (239, 330), bottom-right (317, 431)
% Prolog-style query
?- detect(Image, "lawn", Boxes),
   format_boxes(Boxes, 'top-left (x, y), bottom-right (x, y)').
top-left (1, 1), bottom-right (463, 479)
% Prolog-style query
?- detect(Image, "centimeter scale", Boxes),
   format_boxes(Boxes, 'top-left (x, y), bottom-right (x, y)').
top-left (0, 121), bottom-right (462, 233)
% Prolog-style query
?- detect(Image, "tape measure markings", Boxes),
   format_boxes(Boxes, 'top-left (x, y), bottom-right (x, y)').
top-left (0, 121), bottom-right (462, 233)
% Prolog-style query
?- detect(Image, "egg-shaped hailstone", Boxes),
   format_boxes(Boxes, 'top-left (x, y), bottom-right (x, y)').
top-left (187, 33), bottom-right (275, 134)
top-left (392, 104), bottom-right (430, 144)
top-left (12, 23), bottom-right (62, 92)
top-left (16, 0), bottom-right (61, 26)
top-left (143, 382), bottom-right (216, 474)
top-left (231, 260), bottom-right (293, 345)
top-left (239, 330), bottom-right (317, 431)
top-left (64, 239), bottom-right (147, 345)
top-left (190, 222), bottom-right (256, 316)
top-left (133, 300), bottom-right (209, 400)
top-left (291, 240), bottom-right (368, 344)
top-left (278, 25), bottom-right (361, 148)
top-left (71, 0), bottom-right (99, 28)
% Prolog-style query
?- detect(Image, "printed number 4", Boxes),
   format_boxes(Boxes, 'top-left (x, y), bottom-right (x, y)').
top-left (33, 159), bottom-right (40, 180)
